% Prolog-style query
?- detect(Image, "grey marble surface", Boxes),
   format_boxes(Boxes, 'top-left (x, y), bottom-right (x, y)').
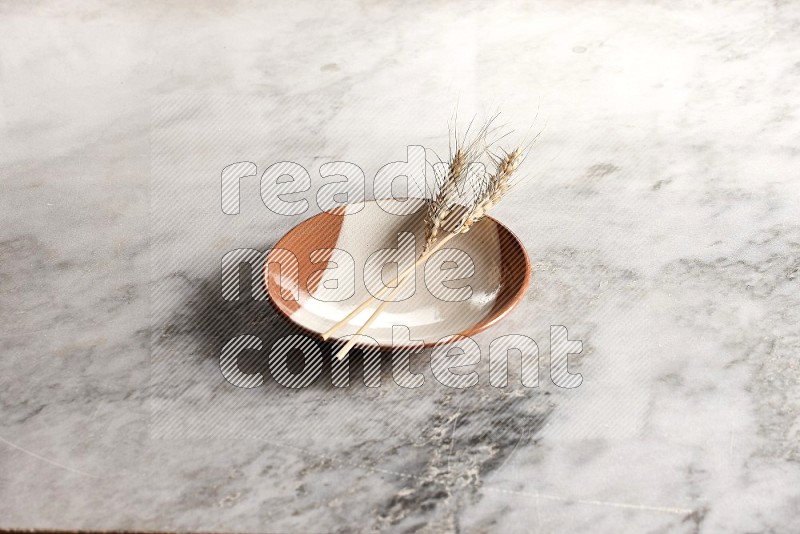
top-left (2, 0), bottom-right (799, 532)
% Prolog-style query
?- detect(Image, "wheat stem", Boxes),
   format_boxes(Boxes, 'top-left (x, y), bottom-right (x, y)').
top-left (332, 270), bottom-right (412, 360)
top-left (321, 232), bottom-right (456, 341)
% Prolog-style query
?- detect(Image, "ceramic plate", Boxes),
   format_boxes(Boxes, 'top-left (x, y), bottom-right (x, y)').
top-left (265, 199), bottom-right (530, 347)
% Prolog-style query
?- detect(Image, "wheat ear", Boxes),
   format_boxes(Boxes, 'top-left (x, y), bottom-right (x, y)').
top-left (424, 147), bottom-right (465, 251)
top-left (457, 147), bottom-right (521, 233)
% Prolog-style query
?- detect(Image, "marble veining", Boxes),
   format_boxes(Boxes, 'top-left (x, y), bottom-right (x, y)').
top-left (1, 0), bottom-right (799, 532)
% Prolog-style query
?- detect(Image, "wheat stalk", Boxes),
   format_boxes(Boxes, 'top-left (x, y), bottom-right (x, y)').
top-left (332, 145), bottom-right (523, 360)
top-left (321, 145), bottom-right (469, 341)
top-left (422, 118), bottom-right (504, 249)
